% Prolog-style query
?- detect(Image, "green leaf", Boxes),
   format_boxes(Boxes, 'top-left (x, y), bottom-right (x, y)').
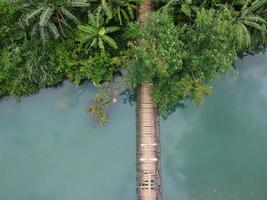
top-left (117, 7), bottom-right (123, 25)
top-left (181, 4), bottom-right (191, 16)
top-left (105, 26), bottom-right (119, 33)
top-left (71, 1), bottom-right (90, 7)
top-left (88, 12), bottom-right (95, 23)
top-left (127, 6), bottom-right (135, 19)
top-left (244, 20), bottom-right (265, 31)
top-left (78, 25), bottom-right (97, 36)
top-left (47, 21), bottom-right (59, 39)
top-left (25, 7), bottom-right (43, 23)
top-left (248, 0), bottom-right (267, 13)
top-left (90, 38), bottom-right (97, 48)
top-left (40, 25), bottom-right (49, 44)
top-left (58, 20), bottom-right (66, 37)
top-left (30, 24), bottom-right (39, 38)
top-left (102, 35), bottom-right (118, 49)
top-left (95, 11), bottom-right (104, 28)
top-left (98, 37), bottom-right (105, 50)
top-left (234, 0), bottom-right (248, 5)
top-left (101, 0), bottom-right (112, 20)
top-left (238, 23), bottom-right (251, 48)
top-left (60, 6), bottom-right (80, 25)
top-left (121, 9), bottom-right (130, 21)
top-left (59, 18), bottom-right (73, 31)
top-left (98, 27), bottom-right (106, 35)
top-left (245, 16), bottom-right (267, 24)
top-left (79, 34), bottom-right (94, 43)
top-left (39, 7), bottom-right (54, 26)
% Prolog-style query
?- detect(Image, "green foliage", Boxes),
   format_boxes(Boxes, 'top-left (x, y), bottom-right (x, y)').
top-left (19, 0), bottom-right (89, 43)
top-left (0, 1), bottom-right (24, 46)
top-left (78, 13), bottom-right (120, 51)
top-left (55, 40), bottom-right (121, 86)
top-left (0, 40), bottom-right (63, 97)
top-left (125, 9), bottom-right (238, 117)
top-left (88, 82), bottom-right (118, 125)
top-left (233, 0), bottom-right (267, 51)
top-left (92, 0), bottom-right (141, 24)
top-left (112, 0), bottom-right (140, 25)
top-left (1, 0), bottom-right (267, 122)
top-left (163, 0), bottom-right (267, 52)
top-left (0, 0), bottom-right (124, 100)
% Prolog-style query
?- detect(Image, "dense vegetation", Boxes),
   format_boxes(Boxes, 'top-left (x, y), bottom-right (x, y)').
top-left (1, 0), bottom-right (267, 123)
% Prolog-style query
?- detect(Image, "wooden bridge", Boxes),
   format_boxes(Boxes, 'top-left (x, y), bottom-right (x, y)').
top-left (137, 84), bottom-right (162, 200)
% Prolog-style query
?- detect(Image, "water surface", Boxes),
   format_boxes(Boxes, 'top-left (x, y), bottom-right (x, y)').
top-left (0, 53), bottom-right (267, 200)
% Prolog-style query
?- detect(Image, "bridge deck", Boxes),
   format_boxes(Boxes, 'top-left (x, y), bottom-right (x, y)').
top-left (137, 84), bottom-right (162, 200)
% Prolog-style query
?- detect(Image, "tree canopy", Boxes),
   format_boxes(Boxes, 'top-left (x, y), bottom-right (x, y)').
top-left (1, 0), bottom-right (267, 123)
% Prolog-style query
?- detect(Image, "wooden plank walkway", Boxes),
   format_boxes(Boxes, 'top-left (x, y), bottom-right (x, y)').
top-left (137, 84), bottom-right (162, 200)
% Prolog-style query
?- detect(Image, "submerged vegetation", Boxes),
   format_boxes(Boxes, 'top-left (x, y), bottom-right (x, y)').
top-left (0, 0), bottom-right (267, 123)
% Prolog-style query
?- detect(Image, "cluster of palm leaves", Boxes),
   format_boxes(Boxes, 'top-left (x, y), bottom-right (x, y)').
top-left (93, 0), bottom-right (141, 24)
top-left (18, 0), bottom-right (90, 43)
top-left (78, 12), bottom-right (120, 51)
top-left (235, 0), bottom-right (267, 50)
top-left (5, 0), bottom-right (141, 49)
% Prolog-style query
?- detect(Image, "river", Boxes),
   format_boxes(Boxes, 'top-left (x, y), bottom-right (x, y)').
top-left (0, 53), bottom-right (267, 200)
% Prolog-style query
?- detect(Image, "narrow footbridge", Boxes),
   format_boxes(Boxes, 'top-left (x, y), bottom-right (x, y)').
top-left (137, 84), bottom-right (162, 200)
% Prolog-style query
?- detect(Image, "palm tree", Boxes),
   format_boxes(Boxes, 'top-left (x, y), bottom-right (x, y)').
top-left (19, 0), bottom-right (89, 43)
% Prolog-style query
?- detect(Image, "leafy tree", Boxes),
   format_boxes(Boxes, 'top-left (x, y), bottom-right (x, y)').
top-left (125, 8), bottom-right (238, 117)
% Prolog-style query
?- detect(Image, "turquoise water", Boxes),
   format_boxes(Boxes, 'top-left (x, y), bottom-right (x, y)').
top-left (0, 53), bottom-right (267, 200)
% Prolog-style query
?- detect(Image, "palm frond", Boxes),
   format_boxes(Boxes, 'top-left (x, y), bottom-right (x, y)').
top-left (70, 1), bottom-right (90, 7)
top-left (98, 37), bottom-right (104, 50)
top-left (243, 20), bottom-right (265, 31)
top-left (102, 35), bottom-right (118, 49)
top-left (247, 0), bottom-right (267, 13)
top-left (90, 38), bottom-right (97, 48)
top-left (244, 16), bottom-right (267, 24)
top-left (39, 7), bottom-right (54, 26)
top-left (105, 26), bottom-right (120, 33)
top-left (78, 25), bottom-right (97, 35)
top-left (40, 25), bottom-right (49, 44)
top-left (117, 7), bottom-right (123, 25)
top-left (127, 6), bottom-right (135, 19)
top-left (121, 9), bottom-right (130, 21)
top-left (59, 18), bottom-right (73, 31)
top-left (239, 22), bottom-right (251, 48)
top-left (30, 24), bottom-right (39, 38)
top-left (96, 10), bottom-right (104, 28)
top-left (25, 7), bottom-right (43, 23)
top-left (60, 6), bottom-right (80, 25)
top-left (78, 34), bottom-right (94, 43)
top-left (101, 0), bottom-right (112, 20)
top-left (47, 21), bottom-right (60, 40)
